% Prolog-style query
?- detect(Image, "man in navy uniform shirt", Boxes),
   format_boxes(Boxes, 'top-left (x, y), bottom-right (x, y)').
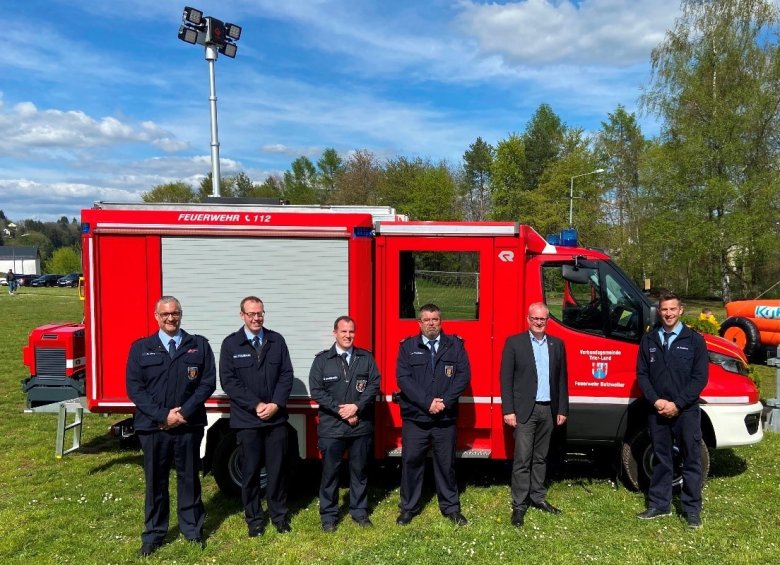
top-left (309, 316), bottom-right (380, 532)
top-left (126, 296), bottom-right (216, 557)
top-left (220, 296), bottom-right (294, 537)
top-left (395, 303), bottom-right (471, 527)
top-left (636, 291), bottom-right (708, 529)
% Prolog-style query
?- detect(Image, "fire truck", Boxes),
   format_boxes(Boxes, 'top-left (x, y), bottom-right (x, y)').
top-left (23, 202), bottom-right (763, 494)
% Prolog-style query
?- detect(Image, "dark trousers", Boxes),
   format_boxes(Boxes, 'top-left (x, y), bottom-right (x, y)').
top-left (511, 402), bottom-right (553, 510)
top-left (138, 428), bottom-right (205, 544)
top-left (400, 420), bottom-right (459, 515)
top-left (318, 434), bottom-right (372, 523)
top-left (237, 425), bottom-right (288, 527)
top-left (647, 405), bottom-right (703, 514)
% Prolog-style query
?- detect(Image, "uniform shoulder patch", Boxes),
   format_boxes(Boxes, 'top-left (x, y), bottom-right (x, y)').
top-left (315, 349), bottom-right (329, 357)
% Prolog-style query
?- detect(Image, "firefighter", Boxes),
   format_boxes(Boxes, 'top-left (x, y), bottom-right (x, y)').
top-left (219, 296), bottom-right (294, 537)
top-left (395, 303), bottom-right (471, 526)
top-left (636, 291), bottom-right (708, 529)
top-left (309, 316), bottom-right (380, 532)
top-left (125, 296), bottom-right (216, 557)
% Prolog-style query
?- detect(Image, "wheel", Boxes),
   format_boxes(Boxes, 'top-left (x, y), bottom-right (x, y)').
top-left (719, 316), bottom-right (761, 360)
top-left (621, 427), bottom-right (710, 492)
top-left (211, 424), bottom-right (300, 497)
top-left (212, 430), bottom-right (267, 497)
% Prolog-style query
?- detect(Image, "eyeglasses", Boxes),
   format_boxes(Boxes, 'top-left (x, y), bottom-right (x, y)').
top-left (529, 317), bottom-right (548, 323)
top-left (243, 311), bottom-right (265, 319)
top-left (157, 311), bottom-right (182, 319)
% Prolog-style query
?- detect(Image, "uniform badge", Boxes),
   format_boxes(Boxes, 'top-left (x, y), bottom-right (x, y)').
top-left (444, 365), bottom-right (454, 378)
top-left (356, 379), bottom-right (367, 392)
top-left (187, 366), bottom-right (199, 380)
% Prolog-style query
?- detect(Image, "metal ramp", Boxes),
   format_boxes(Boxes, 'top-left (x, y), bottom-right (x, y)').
top-left (25, 397), bottom-right (88, 458)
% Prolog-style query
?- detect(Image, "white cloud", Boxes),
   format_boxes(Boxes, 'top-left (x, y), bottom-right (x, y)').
top-left (455, 0), bottom-right (679, 67)
top-left (0, 100), bottom-right (184, 157)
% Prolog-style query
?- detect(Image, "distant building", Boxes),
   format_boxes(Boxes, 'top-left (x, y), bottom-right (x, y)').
top-left (0, 246), bottom-right (40, 275)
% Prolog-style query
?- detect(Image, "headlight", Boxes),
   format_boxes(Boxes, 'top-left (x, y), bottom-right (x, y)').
top-left (708, 352), bottom-right (750, 376)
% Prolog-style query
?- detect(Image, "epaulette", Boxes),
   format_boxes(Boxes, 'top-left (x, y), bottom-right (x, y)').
top-left (314, 349), bottom-right (329, 357)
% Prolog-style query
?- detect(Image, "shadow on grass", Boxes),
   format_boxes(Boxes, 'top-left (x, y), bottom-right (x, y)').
top-left (707, 448), bottom-right (748, 479)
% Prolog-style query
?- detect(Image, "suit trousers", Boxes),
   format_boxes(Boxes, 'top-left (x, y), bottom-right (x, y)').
top-left (317, 434), bottom-right (372, 523)
top-left (647, 405), bottom-right (703, 514)
top-left (511, 402), bottom-right (553, 510)
top-left (138, 428), bottom-right (205, 544)
top-left (237, 425), bottom-right (289, 527)
top-left (400, 420), bottom-right (460, 515)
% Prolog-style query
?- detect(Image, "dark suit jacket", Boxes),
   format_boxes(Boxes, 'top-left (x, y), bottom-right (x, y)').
top-left (499, 332), bottom-right (569, 424)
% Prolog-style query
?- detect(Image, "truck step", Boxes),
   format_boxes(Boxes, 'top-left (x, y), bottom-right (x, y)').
top-left (386, 447), bottom-right (492, 459)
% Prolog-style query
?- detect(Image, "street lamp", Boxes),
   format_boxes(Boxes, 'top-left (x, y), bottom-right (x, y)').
top-left (569, 168), bottom-right (605, 226)
top-left (177, 6), bottom-right (242, 197)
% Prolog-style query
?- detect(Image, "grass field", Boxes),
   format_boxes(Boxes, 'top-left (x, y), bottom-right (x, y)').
top-left (0, 288), bottom-right (778, 563)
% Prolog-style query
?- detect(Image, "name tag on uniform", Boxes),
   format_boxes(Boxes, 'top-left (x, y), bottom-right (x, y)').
top-left (323, 375), bottom-right (339, 383)
top-left (233, 353), bottom-right (252, 359)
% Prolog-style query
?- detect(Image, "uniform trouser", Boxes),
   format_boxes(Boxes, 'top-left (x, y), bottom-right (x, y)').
top-left (511, 402), bottom-right (553, 510)
top-left (237, 425), bottom-right (288, 527)
top-left (318, 434), bottom-right (372, 523)
top-left (138, 428), bottom-right (204, 544)
top-left (647, 405), bottom-right (703, 514)
top-left (400, 420), bottom-right (460, 515)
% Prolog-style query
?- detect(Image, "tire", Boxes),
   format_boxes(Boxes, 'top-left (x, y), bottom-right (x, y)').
top-left (211, 425), bottom-right (300, 497)
top-left (621, 427), bottom-right (710, 492)
top-left (719, 316), bottom-right (761, 360)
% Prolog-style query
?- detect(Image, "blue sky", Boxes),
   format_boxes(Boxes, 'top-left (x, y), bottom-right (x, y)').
top-left (0, 0), bottom-right (682, 222)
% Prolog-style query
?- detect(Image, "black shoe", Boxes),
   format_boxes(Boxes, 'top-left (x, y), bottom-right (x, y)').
top-left (352, 516), bottom-right (373, 528)
top-left (322, 521), bottom-right (337, 533)
top-left (510, 509), bottom-right (526, 527)
top-left (274, 519), bottom-right (292, 534)
top-left (138, 542), bottom-right (161, 557)
top-left (445, 511), bottom-right (468, 526)
top-left (248, 524), bottom-right (265, 538)
top-left (397, 511), bottom-right (415, 526)
top-left (637, 507), bottom-right (672, 520)
top-left (186, 537), bottom-right (205, 549)
top-left (532, 501), bottom-right (561, 515)
top-left (686, 513), bottom-right (702, 529)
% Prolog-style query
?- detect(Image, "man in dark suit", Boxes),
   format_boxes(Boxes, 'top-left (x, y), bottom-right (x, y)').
top-left (396, 303), bottom-right (471, 527)
top-left (126, 296), bottom-right (216, 557)
top-left (636, 291), bottom-right (708, 528)
top-left (500, 302), bottom-right (568, 528)
top-left (220, 296), bottom-right (295, 537)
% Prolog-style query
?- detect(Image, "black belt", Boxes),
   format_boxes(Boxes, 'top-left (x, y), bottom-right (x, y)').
top-left (535, 401), bottom-right (551, 406)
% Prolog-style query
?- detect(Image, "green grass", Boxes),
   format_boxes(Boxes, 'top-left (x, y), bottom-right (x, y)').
top-left (1, 289), bottom-right (779, 563)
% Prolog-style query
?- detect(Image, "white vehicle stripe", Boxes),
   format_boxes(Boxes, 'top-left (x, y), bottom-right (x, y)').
top-left (377, 224), bottom-right (518, 236)
top-left (701, 396), bottom-right (750, 404)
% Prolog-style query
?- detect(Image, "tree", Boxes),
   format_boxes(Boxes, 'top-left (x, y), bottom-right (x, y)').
top-left (142, 182), bottom-right (197, 203)
top-left (522, 104), bottom-right (565, 191)
top-left (45, 246), bottom-right (82, 274)
top-left (233, 172), bottom-right (256, 198)
top-left (283, 157), bottom-right (318, 204)
top-left (198, 173), bottom-right (236, 201)
top-left (490, 134), bottom-right (526, 221)
top-left (317, 148), bottom-right (344, 204)
top-left (595, 106), bottom-right (647, 281)
top-left (641, 0), bottom-right (780, 300)
top-left (331, 150), bottom-right (382, 205)
top-left (462, 137), bottom-right (494, 220)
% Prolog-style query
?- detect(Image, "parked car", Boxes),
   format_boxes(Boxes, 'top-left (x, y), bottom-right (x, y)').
top-left (31, 274), bottom-right (63, 287)
top-left (12, 274), bottom-right (38, 287)
top-left (0, 277), bottom-right (6, 286)
top-left (57, 273), bottom-right (82, 288)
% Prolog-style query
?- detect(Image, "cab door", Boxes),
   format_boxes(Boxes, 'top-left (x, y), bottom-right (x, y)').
top-left (373, 230), bottom-right (499, 457)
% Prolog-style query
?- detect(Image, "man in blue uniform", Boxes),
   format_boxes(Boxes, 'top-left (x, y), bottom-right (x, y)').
top-left (636, 291), bottom-right (708, 528)
top-left (396, 303), bottom-right (471, 526)
top-left (126, 296), bottom-right (216, 557)
top-left (220, 296), bottom-right (294, 537)
top-left (309, 316), bottom-right (380, 532)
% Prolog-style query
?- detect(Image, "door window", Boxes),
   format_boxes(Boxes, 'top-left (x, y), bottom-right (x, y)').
top-left (399, 251), bottom-right (480, 320)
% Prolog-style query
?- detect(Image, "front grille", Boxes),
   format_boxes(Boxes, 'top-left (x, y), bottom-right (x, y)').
top-left (35, 348), bottom-right (66, 378)
top-left (745, 413), bottom-right (761, 435)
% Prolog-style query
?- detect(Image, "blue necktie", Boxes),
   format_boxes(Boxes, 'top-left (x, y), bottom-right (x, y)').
top-left (663, 331), bottom-right (673, 351)
top-left (429, 340), bottom-right (437, 369)
top-left (168, 338), bottom-right (176, 358)
top-left (252, 336), bottom-right (260, 351)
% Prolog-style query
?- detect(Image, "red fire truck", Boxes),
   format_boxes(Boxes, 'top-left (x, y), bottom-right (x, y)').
top-left (24, 202), bottom-right (763, 494)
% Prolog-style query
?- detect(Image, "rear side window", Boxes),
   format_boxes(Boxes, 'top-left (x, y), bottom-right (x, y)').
top-left (399, 251), bottom-right (480, 320)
